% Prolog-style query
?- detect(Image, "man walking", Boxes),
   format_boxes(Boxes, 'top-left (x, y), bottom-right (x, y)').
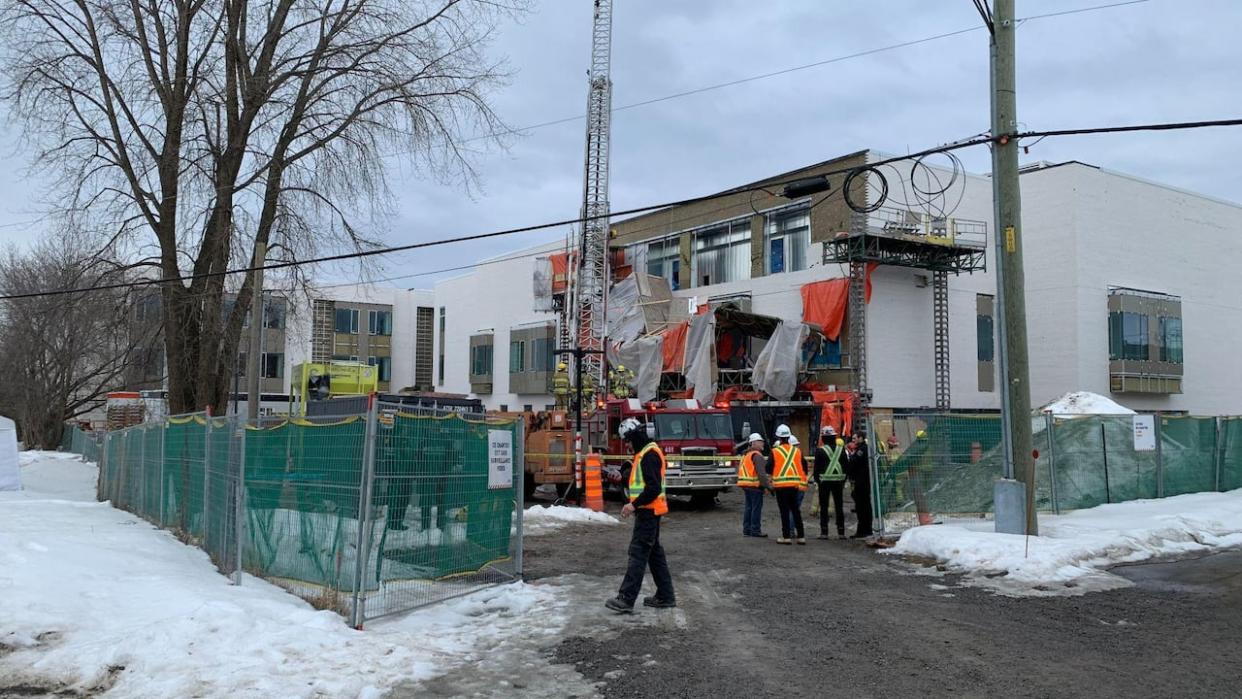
top-left (738, 433), bottom-right (770, 537)
top-left (814, 426), bottom-right (847, 539)
top-left (606, 417), bottom-right (676, 613)
top-left (770, 424), bottom-right (806, 545)
top-left (845, 435), bottom-right (874, 539)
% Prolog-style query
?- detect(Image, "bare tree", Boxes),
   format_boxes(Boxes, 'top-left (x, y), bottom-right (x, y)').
top-left (0, 234), bottom-right (151, 448)
top-left (1, 0), bottom-right (520, 412)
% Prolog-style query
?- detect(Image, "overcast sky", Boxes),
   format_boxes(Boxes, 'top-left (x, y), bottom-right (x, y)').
top-left (0, 0), bottom-right (1239, 288)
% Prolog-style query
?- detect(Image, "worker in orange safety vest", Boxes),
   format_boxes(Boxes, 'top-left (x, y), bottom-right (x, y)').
top-left (737, 433), bottom-right (771, 538)
top-left (771, 424), bottom-right (807, 545)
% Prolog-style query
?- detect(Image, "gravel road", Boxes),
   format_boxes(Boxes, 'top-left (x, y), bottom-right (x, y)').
top-left (520, 491), bottom-right (1242, 699)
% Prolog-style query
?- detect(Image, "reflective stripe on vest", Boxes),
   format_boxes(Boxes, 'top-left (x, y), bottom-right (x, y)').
top-left (771, 444), bottom-right (804, 488)
top-left (737, 451), bottom-right (761, 488)
top-left (819, 444), bottom-right (846, 481)
top-left (627, 442), bottom-right (669, 516)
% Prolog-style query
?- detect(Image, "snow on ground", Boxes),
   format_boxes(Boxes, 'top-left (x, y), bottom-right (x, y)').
top-left (1, 453), bottom-right (572, 698)
top-left (885, 489), bottom-right (1242, 595)
top-left (522, 504), bottom-right (619, 536)
top-left (1041, 390), bottom-right (1136, 416)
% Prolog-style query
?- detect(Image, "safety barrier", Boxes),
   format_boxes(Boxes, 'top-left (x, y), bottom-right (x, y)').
top-left (67, 400), bottom-right (524, 625)
top-left (869, 412), bottom-right (1242, 535)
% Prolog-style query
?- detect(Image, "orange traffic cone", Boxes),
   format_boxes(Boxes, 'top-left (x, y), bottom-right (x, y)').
top-left (584, 454), bottom-right (604, 512)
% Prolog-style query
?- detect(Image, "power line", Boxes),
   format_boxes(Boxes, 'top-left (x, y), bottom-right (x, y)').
top-left (4, 115), bottom-right (1239, 302)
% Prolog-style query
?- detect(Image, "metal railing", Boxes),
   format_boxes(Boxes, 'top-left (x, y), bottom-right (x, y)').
top-left (68, 400), bottom-right (524, 626)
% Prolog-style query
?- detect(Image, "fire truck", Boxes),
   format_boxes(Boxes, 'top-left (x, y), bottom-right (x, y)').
top-left (521, 398), bottom-right (737, 507)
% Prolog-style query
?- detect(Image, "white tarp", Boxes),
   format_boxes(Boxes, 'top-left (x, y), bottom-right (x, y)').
top-left (605, 276), bottom-right (646, 346)
top-left (608, 335), bottom-right (664, 403)
top-left (751, 320), bottom-right (808, 401)
top-left (532, 257), bottom-right (554, 312)
top-left (0, 416), bottom-right (20, 491)
top-left (683, 312), bottom-right (717, 405)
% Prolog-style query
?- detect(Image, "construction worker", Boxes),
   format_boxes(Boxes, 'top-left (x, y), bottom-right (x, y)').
top-left (737, 433), bottom-right (771, 537)
top-left (609, 364), bottom-right (633, 399)
top-left (784, 434), bottom-right (809, 537)
top-left (814, 426), bottom-right (848, 539)
top-left (770, 424), bottom-right (806, 545)
top-left (845, 434), bottom-right (874, 538)
top-left (606, 417), bottom-right (676, 613)
top-left (552, 362), bottom-right (571, 410)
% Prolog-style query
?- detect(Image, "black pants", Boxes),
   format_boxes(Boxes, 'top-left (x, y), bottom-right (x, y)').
top-left (618, 509), bottom-right (675, 605)
top-left (818, 480), bottom-right (846, 535)
top-left (852, 476), bottom-right (874, 536)
top-left (775, 488), bottom-right (804, 539)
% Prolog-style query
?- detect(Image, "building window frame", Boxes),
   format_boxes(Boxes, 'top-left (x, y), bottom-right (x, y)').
top-left (367, 355), bottom-right (392, 382)
top-left (509, 339), bottom-right (526, 374)
top-left (644, 236), bottom-right (681, 290)
top-left (690, 218), bottom-right (751, 288)
top-left (764, 203), bottom-right (811, 274)
top-left (368, 309), bottom-right (393, 336)
top-left (335, 307), bottom-right (359, 334)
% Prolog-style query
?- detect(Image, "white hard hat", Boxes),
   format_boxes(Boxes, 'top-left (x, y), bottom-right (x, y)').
top-left (775, 424), bottom-right (792, 438)
top-left (747, 432), bottom-right (765, 443)
top-left (618, 417), bottom-right (643, 440)
top-left (822, 425), bottom-right (836, 436)
top-left (789, 435), bottom-right (800, 446)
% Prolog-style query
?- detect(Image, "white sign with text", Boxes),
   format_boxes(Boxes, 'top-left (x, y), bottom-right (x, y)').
top-left (1132, 415), bottom-right (1156, 452)
top-left (488, 429), bottom-right (514, 490)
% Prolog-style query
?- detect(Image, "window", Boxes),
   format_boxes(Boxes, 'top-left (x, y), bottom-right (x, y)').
top-left (532, 337), bottom-right (555, 372)
top-left (438, 307), bottom-right (446, 384)
top-left (646, 237), bottom-right (681, 290)
top-left (654, 414), bottom-right (694, 439)
top-left (367, 356), bottom-right (392, 382)
top-left (415, 307), bottom-right (434, 389)
top-left (803, 335), bottom-right (841, 369)
top-left (976, 294), bottom-right (996, 392)
top-left (335, 308), bottom-right (359, 334)
top-left (509, 339), bottom-right (526, 373)
top-left (1109, 312), bottom-right (1149, 361)
top-left (1160, 317), bottom-right (1183, 364)
top-left (697, 414), bottom-right (733, 440)
top-left (765, 206), bottom-right (810, 274)
top-left (691, 220), bottom-right (751, 287)
top-left (977, 313), bottom-right (995, 361)
top-left (264, 299), bottom-right (286, 329)
top-left (368, 309), bottom-right (392, 336)
top-left (261, 353), bottom-right (284, 379)
top-left (470, 343), bottom-right (493, 376)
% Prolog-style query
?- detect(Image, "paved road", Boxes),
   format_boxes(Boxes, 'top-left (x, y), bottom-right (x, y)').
top-left (522, 491), bottom-right (1242, 699)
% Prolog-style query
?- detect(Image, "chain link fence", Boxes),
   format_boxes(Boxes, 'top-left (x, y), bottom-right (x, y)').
top-left (870, 411), bottom-right (1242, 535)
top-left (67, 400), bottom-right (523, 626)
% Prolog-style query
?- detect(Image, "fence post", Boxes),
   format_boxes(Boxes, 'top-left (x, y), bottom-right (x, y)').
top-left (158, 419), bottom-right (166, 527)
top-left (99, 430), bottom-right (109, 502)
top-left (203, 408), bottom-right (213, 544)
top-left (350, 396), bottom-right (380, 629)
top-left (514, 418), bottom-right (525, 578)
top-left (1045, 412), bottom-right (1059, 515)
top-left (868, 414), bottom-right (884, 536)
top-left (234, 418), bottom-right (247, 585)
top-left (1154, 413), bottom-right (1164, 498)
top-left (1214, 416), bottom-right (1224, 493)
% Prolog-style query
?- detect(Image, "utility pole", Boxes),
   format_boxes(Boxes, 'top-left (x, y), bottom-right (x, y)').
top-left (246, 242), bottom-right (266, 422)
top-left (989, 0), bottom-right (1037, 535)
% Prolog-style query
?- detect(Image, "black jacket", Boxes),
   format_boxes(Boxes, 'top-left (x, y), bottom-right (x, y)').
top-left (843, 443), bottom-right (869, 482)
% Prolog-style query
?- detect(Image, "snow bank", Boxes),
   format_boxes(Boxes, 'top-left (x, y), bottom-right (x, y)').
top-left (886, 490), bottom-right (1242, 594)
top-left (1041, 390), bottom-right (1135, 416)
top-left (0, 455), bottom-right (570, 698)
top-left (522, 505), bottom-right (619, 536)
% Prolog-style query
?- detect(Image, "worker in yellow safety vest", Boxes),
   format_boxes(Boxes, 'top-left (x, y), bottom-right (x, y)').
top-left (609, 364), bottom-right (634, 399)
top-left (552, 363), bottom-right (571, 410)
top-left (737, 433), bottom-right (771, 538)
top-left (606, 417), bottom-right (676, 613)
top-left (814, 426), bottom-right (848, 539)
top-left (770, 424), bottom-right (807, 545)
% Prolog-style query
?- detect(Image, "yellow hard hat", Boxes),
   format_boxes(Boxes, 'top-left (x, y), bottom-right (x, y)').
top-left (916, 430), bottom-right (926, 439)
top-left (836, 437), bottom-right (845, 446)
top-left (557, 362), bottom-right (567, 370)
top-left (616, 365), bottom-right (625, 371)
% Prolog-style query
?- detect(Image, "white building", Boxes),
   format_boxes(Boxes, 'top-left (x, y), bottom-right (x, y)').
top-left (424, 153), bottom-right (1241, 416)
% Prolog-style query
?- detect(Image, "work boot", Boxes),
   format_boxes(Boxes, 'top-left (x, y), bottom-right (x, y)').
top-left (795, 537), bottom-right (806, 545)
top-left (604, 597), bottom-right (634, 614)
top-left (776, 537), bottom-right (792, 545)
top-left (643, 596), bottom-right (677, 609)
top-left (837, 530), bottom-right (847, 539)
top-left (817, 532), bottom-right (830, 540)
top-left (752, 532), bottom-right (768, 538)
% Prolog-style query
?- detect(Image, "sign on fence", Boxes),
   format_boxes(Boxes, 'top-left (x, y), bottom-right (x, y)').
top-left (488, 429), bottom-right (514, 490)
top-left (1132, 414), bottom-right (1156, 452)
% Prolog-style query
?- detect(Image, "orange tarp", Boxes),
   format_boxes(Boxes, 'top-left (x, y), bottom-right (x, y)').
top-left (799, 264), bottom-right (877, 341)
top-left (550, 252), bottom-right (575, 294)
top-left (657, 320), bottom-right (689, 372)
top-left (811, 390), bottom-right (856, 437)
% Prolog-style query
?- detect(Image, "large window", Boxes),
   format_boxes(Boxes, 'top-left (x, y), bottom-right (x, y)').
top-left (1109, 311), bottom-right (1149, 361)
top-left (261, 352), bottom-right (284, 379)
top-left (646, 237), bottom-right (681, 290)
top-left (470, 343), bottom-right (493, 376)
top-left (654, 414), bottom-right (694, 439)
top-left (1160, 317), bottom-right (1183, 364)
top-left (437, 307), bottom-right (446, 384)
top-left (977, 312), bottom-right (995, 362)
top-left (509, 339), bottom-right (526, 373)
top-left (691, 220), bottom-right (751, 287)
top-left (765, 206), bottom-right (810, 274)
top-left (367, 356), bottom-right (392, 382)
top-left (264, 298), bottom-right (286, 329)
top-left (368, 309), bottom-right (392, 336)
top-left (532, 337), bottom-right (556, 372)
top-left (415, 306), bottom-right (434, 389)
top-left (335, 307), bottom-right (359, 334)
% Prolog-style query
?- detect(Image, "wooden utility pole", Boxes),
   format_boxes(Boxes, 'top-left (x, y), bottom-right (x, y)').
top-left (990, 0), bottom-right (1038, 534)
top-left (246, 242), bottom-right (266, 422)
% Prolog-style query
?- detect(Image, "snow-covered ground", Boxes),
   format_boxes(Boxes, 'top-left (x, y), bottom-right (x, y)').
top-left (522, 504), bottom-right (619, 536)
top-left (886, 490), bottom-right (1242, 595)
top-left (0, 453), bottom-right (575, 698)
top-left (1041, 390), bottom-right (1136, 416)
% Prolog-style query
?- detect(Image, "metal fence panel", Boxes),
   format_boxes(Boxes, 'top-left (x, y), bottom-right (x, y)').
top-left (1222, 417), bottom-right (1242, 492)
top-left (1159, 416), bottom-right (1217, 496)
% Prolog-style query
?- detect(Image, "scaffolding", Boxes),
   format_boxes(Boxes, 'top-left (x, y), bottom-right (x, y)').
top-left (824, 207), bottom-right (988, 429)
